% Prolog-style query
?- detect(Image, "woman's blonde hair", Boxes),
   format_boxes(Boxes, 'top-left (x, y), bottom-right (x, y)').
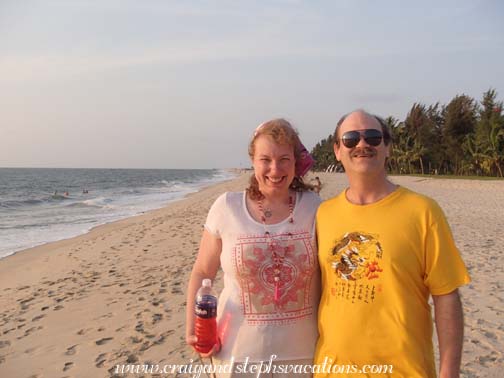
top-left (247, 118), bottom-right (313, 200)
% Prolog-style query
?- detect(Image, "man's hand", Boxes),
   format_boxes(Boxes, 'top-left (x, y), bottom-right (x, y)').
top-left (433, 289), bottom-right (464, 378)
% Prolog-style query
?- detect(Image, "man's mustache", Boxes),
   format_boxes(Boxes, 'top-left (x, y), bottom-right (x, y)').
top-left (351, 147), bottom-right (377, 157)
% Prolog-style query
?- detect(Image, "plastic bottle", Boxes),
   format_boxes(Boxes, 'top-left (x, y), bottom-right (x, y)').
top-left (194, 278), bottom-right (218, 353)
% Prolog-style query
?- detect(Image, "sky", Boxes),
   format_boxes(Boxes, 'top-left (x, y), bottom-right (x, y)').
top-left (1, 0), bottom-right (503, 169)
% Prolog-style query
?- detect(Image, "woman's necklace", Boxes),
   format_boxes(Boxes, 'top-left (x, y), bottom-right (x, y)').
top-left (257, 195), bottom-right (294, 305)
top-left (257, 195), bottom-right (294, 224)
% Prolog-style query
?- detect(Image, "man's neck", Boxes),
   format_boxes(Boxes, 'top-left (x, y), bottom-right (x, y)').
top-left (346, 173), bottom-right (397, 205)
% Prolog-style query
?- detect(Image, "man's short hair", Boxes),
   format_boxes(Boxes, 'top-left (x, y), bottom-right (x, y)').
top-left (333, 110), bottom-right (392, 146)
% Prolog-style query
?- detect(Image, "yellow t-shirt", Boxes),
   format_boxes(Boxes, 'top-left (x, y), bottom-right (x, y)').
top-left (314, 186), bottom-right (470, 378)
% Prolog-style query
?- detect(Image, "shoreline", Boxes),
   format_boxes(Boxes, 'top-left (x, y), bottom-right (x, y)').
top-left (1, 172), bottom-right (503, 378)
top-left (0, 171), bottom-right (240, 262)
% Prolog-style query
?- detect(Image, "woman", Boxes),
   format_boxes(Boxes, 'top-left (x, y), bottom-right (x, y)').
top-left (186, 119), bottom-right (321, 378)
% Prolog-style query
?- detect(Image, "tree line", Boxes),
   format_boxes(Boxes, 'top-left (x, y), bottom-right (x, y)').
top-left (310, 89), bottom-right (504, 177)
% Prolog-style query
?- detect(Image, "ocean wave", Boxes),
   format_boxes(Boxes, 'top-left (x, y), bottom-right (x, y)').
top-left (65, 202), bottom-right (101, 209)
top-left (0, 195), bottom-right (71, 209)
top-left (64, 197), bottom-right (116, 209)
top-left (0, 199), bottom-right (43, 209)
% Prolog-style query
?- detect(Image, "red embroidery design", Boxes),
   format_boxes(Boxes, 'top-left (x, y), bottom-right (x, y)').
top-left (233, 231), bottom-right (316, 324)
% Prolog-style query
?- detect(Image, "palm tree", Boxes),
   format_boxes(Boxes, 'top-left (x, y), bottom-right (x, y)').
top-left (485, 122), bottom-right (504, 177)
top-left (411, 138), bottom-right (427, 174)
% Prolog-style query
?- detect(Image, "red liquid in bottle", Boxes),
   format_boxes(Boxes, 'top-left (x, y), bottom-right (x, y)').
top-left (194, 279), bottom-right (218, 353)
top-left (194, 316), bottom-right (217, 353)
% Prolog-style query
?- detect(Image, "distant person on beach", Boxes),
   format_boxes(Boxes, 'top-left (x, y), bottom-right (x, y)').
top-left (314, 110), bottom-right (471, 378)
top-left (311, 176), bottom-right (322, 194)
top-left (186, 119), bottom-right (320, 377)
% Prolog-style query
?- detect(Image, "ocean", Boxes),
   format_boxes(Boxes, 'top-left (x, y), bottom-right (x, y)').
top-left (0, 168), bottom-right (236, 259)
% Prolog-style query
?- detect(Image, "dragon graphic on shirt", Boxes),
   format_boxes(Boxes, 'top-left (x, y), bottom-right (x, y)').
top-left (328, 232), bottom-right (383, 281)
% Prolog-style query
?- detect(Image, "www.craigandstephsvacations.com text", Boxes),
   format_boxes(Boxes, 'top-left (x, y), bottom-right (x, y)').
top-left (114, 355), bottom-right (393, 377)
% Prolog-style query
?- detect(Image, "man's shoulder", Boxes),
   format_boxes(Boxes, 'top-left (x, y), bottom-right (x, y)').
top-left (393, 186), bottom-right (450, 225)
top-left (396, 186), bottom-right (440, 210)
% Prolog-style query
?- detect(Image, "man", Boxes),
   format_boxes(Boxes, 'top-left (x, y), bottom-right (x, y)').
top-left (315, 110), bottom-right (470, 378)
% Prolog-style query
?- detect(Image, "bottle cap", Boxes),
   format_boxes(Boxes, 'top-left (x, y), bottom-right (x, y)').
top-left (202, 278), bottom-right (212, 287)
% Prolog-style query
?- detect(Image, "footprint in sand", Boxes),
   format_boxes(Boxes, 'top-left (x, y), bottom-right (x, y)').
top-left (171, 283), bottom-right (183, 294)
top-left (24, 346), bottom-right (40, 354)
top-left (126, 353), bottom-right (138, 363)
top-left (152, 313), bottom-right (163, 325)
top-left (32, 314), bottom-right (45, 322)
top-left (63, 361), bottom-right (73, 371)
top-left (23, 326), bottom-right (38, 337)
top-left (95, 352), bottom-right (107, 368)
top-left (153, 334), bottom-right (167, 345)
top-left (19, 297), bottom-right (35, 310)
top-left (65, 345), bottom-right (78, 355)
top-left (134, 322), bottom-right (144, 333)
top-left (130, 335), bottom-right (142, 344)
top-left (2, 327), bottom-right (15, 335)
top-left (95, 337), bottom-right (113, 345)
top-left (139, 341), bottom-right (151, 352)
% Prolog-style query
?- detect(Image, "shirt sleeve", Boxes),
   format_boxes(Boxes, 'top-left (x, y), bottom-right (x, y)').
top-left (204, 192), bottom-right (227, 238)
top-left (423, 200), bottom-right (471, 295)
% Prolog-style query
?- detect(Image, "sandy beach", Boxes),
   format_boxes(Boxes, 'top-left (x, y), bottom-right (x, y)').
top-left (0, 173), bottom-right (502, 378)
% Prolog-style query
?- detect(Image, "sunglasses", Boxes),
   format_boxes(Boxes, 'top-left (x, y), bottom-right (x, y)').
top-left (339, 129), bottom-right (384, 148)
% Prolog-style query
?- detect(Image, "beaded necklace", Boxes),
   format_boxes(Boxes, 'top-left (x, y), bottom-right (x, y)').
top-left (257, 194), bottom-right (294, 305)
